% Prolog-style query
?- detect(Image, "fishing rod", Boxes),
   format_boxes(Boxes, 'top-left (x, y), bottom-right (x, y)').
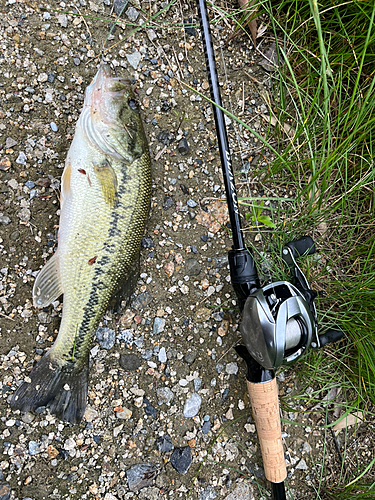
top-left (195, 1), bottom-right (344, 499)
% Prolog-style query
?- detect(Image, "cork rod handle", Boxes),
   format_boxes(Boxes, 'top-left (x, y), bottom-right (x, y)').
top-left (247, 378), bottom-right (287, 484)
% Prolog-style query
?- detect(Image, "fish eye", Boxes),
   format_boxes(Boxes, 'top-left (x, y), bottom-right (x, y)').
top-left (128, 99), bottom-right (137, 110)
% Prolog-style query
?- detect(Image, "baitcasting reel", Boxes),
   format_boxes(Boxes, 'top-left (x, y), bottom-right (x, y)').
top-left (239, 237), bottom-right (343, 371)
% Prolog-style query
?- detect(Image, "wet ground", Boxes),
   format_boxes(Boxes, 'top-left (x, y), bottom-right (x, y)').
top-left (0, 1), bottom-right (372, 500)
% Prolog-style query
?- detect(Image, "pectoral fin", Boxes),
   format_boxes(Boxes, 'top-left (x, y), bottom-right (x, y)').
top-left (61, 162), bottom-right (72, 205)
top-left (33, 253), bottom-right (63, 308)
top-left (93, 159), bottom-right (118, 208)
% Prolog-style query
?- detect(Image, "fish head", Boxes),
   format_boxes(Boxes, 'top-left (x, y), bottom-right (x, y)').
top-left (85, 63), bottom-right (135, 125)
top-left (82, 63), bottom-right (144, 160)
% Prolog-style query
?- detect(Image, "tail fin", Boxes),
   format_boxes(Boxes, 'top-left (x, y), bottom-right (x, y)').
top-left (10, 351), bottom-right (89, 424)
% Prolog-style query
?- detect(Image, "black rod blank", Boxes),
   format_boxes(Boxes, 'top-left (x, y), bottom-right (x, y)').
top-left (196, 0), bottom-right (244, 250)
top-left (195, 3), bottom-right (286, 499)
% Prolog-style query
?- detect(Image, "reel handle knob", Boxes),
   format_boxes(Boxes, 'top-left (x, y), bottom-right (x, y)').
top-left (319, 329), bottom-right (345, 347)
top-left (285, 236), bottom-right (316, 258)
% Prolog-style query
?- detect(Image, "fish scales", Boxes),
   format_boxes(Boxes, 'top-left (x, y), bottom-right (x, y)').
top-left (10, 63), bottom-right (151, 423)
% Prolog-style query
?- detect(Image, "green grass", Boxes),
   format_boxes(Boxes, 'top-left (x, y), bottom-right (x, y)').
top-left (261, 0), bottom-right (375, 398)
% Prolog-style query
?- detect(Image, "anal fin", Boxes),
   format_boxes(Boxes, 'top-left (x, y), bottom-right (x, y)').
top-left (33, 252), bottom-right (63, 308)
top-left (108, 254), bottom-right (140, 312)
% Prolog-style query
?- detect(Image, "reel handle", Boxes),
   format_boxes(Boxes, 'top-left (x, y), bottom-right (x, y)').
top-left (247, 378), bottom-right (287, 484)
top-left (319, 328), bottom-right (345, 347)
top-left (285, 236), bottom-right (315, 258)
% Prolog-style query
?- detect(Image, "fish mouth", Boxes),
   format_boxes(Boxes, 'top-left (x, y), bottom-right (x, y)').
top-left (92, 63), bottom-right (131, 92)
top-left (92, 62), bottom-right (115, 83)
top-left (98, 62), bottom-right (115, 79)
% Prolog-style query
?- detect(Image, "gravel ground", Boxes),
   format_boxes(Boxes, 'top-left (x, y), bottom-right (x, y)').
top-left (0, 2), bottom-right (372, 500)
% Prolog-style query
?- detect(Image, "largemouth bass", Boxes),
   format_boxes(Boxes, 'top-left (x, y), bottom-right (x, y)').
top-left (10, 63), bottom-right (151, 423)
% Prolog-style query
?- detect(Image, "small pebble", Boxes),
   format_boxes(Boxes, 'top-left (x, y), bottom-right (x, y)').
top-left (199, 486), bottom-right (217, 500)
top-left (119, 354), bottom-right (141, 371)
top-left (158, 347), bottom-right (167, 363)
top-left (183, 393), bottom-right (201, 418)
top-left (0, 214), bottom-right (11, 225)
top-left (193, 377), bottom-right (202, 391)
top-left (84, 406), bottom-right (98, 422)
top-left (116, 407), bottom-right (132, 420)
top-left (95, 327), bottom-right (115, 349)
top-left (224, 483), bottom-right (254, 500)
top-left (5, 137), bottom-right (17, 149)
top-left (28, 441), bottom-right (41, 456)
top-left (187, 199), bottom-right (197, 208)
top-left (184, 350), bottom-right (197, 365)
top-left (50, 122), bottom-right (58, 132)
top-left (64, 438), bottom-right (76, 451)
top-left (147, 29), bottom-right (157, 42)
top-left (126, 52), bottom-right (142, 70)
top-left (158, 131), bottom-right (174, 146)
top-left (162, 196), bottom-right (174, 210)
top-left (152, 317), bottom-right (165, 335)
top-left (178, 137), bottom-right (190, 154)
top-left (16, 152), bottom-right (27, 165)
top-left (113, 0), bottom-right (128, 15)
top-left (170, 447), bottom-right (192, 475)
top-left (185, 258), bottom-right (201, 276)
top-left (126, 6), bottom-right (139, 22)
top-left (126, 463), bottom-right (158, 492)
top-left (0, 482), bottom-right (11, 500)
top-left (143, 398), bottom-right (157, 418)
top-left (296, 458), bottom-right (308, 470)
top-left (216, 363), bottom-right (224, 374)
top-left (57, 14), bottom-right (68, 27)
top-left (156, 387), bottom-right (174, 405)
top-left (226, 362), bottom-right (238, 375)
top-left (212, 311), bottom-right (224, 321)
top-left (202, 420), bottom-right (211, 435)
top-left (131, 292), bottom-right (153, 310)
top-left (141, 236), bottom-right (154, 248)
top-left (156, 435), bottom-right (174, 453)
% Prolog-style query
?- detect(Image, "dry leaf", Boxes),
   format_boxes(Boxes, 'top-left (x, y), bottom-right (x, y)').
top-left (317, 221), bottom-right (328, 235)
top-left (226, 0), bottom-right (258, 46)
top-left (333, 412), bottom-right (363, 432)
top-left (259, 43), bottom-right (284, 72)
top-left (256, 23), bottom-right (267, 39)
top-left (238, 0), bottom-right (258, 45)
top-left (238, 0), bottom-right (258, 46)
top-left (260, 113), bottom-right (295, 138)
